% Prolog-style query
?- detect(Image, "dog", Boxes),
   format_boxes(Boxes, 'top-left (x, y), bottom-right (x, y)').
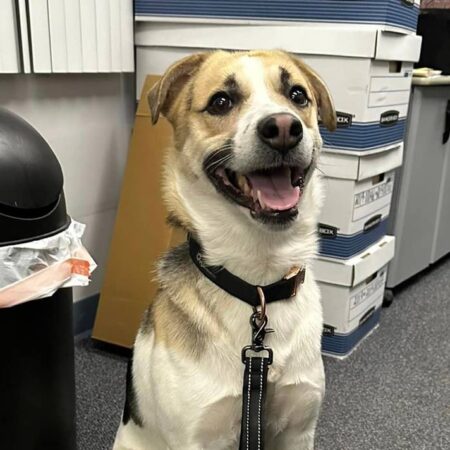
top-left (113, 49), bottom-right (336, 450)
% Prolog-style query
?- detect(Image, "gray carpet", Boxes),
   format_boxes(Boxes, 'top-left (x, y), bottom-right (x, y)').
top-left (75, 256), bottom-right (450, 450)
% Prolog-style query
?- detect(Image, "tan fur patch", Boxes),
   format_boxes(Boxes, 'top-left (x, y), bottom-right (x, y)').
top-left (143, 243), bottom-right (227, 359)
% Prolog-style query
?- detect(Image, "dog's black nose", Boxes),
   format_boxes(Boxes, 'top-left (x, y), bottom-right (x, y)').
top-left (257, 113), bottom-right (303, 154)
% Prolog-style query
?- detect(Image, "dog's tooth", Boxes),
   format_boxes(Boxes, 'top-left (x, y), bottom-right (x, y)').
top-left (223, 177), bottom-right (232, 186)
top-left (243, 178), bottom-right (252, 196)
top-left (237, 174), bottom-right (247, 192)
top-left (257, 190), bottom-right (268, 210)
top-left (237, 174), bottom-right (253, 197)
top-left (217, 167), bottom-right (231, 186)
top-left (244, 185), bottom-right (250, 196)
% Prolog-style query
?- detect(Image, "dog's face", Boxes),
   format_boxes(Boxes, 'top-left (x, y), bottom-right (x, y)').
top-left (149, 50), bottom-right (335, 230)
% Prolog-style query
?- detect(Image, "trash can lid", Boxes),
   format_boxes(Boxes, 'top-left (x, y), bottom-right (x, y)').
top-left (0, 108), bottom-right (69, 246)
top-left (0, 108), bottom-right (63, 210)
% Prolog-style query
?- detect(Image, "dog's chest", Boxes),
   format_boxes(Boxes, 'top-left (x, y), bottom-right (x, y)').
top-left (190, 321), bottom-right (324, 448)
top-left (133, 269), bottom-right (324, 448)
top-left (194, 369), bottom-right (324, 450)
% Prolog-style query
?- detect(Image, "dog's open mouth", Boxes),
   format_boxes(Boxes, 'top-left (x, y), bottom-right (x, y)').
top-left (205, 153), bottom-right (306, 224)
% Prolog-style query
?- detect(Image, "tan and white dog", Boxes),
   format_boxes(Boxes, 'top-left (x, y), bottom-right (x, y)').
top-left (113, 50), bottom-right (336, 450)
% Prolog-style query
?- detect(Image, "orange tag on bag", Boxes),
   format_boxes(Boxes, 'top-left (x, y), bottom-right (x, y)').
top-left (70, 258), bottom-right (90, 276)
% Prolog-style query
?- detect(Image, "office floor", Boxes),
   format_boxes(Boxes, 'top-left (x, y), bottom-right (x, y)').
top-left (75, 256), bottom-right (450, 450)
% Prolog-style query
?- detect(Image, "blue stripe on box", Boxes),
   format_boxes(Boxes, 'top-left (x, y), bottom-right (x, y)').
top-left (319, 218), bottom-right (389, 259)
top-left (320, 119), bottom-right (406, 152)
top-left (134, 1), bottom-right (419, 32)
top-left (322, 307), bottom-right (381, 356)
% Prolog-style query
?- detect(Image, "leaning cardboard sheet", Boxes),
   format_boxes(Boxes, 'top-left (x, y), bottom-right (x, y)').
top-left (0, 221), bottom-right (96, 308)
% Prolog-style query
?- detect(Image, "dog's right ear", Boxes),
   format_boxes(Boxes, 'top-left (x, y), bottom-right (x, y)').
top-left (148, 53), bottom-right (208, 125)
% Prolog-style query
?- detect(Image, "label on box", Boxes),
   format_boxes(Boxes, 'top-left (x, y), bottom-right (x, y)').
top-left (353, 176), bottom-right (394, 210)
top-left (323, 324), bottom-right (336, 336)
top-left (336, 111), bottom-right (353, 128)
top-left (380, 110), bottom-right (400, 127)
top-left (348, 268), bottom-right (387, 322)
top-left (318, 223), bottom-right (339, 239)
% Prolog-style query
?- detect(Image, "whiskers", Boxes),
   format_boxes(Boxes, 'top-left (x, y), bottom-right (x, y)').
top-left (315, 166), bottom-right (326, 177)
top-left (203, 142), bottom-right (234, 173)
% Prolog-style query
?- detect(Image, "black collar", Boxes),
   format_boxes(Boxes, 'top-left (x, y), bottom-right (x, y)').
top-left (188, 235), bottom-right (305, 308)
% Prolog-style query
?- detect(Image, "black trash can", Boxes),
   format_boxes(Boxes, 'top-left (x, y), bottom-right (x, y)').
top-left (0, 108), bottom-right (76, 450)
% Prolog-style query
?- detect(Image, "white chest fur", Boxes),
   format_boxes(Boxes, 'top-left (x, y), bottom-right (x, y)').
top-left (125, 272), bottom-right (324, 450)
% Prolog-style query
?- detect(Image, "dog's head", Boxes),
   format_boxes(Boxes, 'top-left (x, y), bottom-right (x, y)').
top-left (149, 50), bottom-right (335, 231)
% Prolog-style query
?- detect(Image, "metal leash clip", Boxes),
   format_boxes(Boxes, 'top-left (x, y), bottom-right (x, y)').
top-left (241, 286), bottom-right (274, 365)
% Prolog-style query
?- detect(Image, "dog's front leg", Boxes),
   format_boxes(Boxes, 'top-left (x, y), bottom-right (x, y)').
top-left (268, 425), bottom-right (317, 450)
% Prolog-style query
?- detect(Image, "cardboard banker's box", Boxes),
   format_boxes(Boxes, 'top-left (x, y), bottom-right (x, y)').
top-left (314, 235), bottom-right (395, 358)
top-left (135, 22), bottom-right (421, 154)
top-left (317, 143), bottom-right (403, 259)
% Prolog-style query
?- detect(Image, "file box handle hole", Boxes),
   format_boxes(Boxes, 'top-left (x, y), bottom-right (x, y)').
top-left (359, 307), bottom-right (376, 325)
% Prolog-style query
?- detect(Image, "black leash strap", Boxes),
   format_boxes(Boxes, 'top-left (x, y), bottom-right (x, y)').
top-left (239, 310), bottom-right (273, 450)
top-left (239, 355), bottom-right (270, 450)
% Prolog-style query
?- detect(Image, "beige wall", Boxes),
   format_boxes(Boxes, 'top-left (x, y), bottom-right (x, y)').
top-left (0, 73), bottom-right (135, 302)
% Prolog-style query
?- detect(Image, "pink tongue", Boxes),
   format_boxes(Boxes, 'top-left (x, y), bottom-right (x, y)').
top-left (247, 166), bottom-right (300, 211)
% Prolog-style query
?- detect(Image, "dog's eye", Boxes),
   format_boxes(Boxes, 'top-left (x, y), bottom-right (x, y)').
top-left (206, 92), bottom-right (233, 115)
top-left (289, 86), bottom-right (309, 107)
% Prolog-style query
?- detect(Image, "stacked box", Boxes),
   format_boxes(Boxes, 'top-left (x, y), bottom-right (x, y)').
top-left (314, 236), bottom-right (395, 358)
top-left (134, 23), bottom-right (421, 102)
top-left (300, 36), bottom-right (419, 156)
top-left (317, 144), bottom-right (403, 259)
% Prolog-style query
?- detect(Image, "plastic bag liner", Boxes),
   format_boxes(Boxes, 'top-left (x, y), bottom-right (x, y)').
top-left (0, 220), bottom-right (96, 308)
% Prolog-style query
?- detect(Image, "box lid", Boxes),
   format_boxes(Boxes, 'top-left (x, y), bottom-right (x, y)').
top-left (314, 235), bottom-right (395, 287)
top-left (136, 22), bottom-right (421, 61)
top-left (319, 143), bottom-right (403, 181)
top-left (136, 22), bottom-right (377, 58)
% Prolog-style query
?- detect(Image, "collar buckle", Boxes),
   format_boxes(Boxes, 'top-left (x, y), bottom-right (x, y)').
top-left (284, 266), bottom-right (306, 297)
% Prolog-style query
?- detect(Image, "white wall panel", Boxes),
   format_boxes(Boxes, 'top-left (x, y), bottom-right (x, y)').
top-left (48, 0), bottom-right (68, 72)
top-left (28, 0), bottom-right (52, 73)
top-left (110, 0), bottom-right (122, 72)
top-left (0, 0), bottom-right (20, 73)
top-left (64, 0), bottom-right (83, 72)
top-left (120, 0), bottom-right (135, 72)
top-left (80, 0), bottom-right (98, 72)
top-left (95, 0), bottom-right (112, 72)
top-left (11, 0), bottom-right (134, 74)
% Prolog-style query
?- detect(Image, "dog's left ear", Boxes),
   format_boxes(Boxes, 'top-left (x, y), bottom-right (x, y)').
top-left (148, 53), bottom-right (208, 125)
top-left (289, 55), bottom-right (337, 131)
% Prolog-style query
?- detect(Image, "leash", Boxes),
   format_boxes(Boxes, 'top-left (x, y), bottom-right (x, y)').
top-left (188, 236), bottom-right (305, 450)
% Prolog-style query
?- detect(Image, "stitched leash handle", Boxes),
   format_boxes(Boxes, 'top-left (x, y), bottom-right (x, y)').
top-left (239, 355), bottom-right (270, 450)
top-left (239, 306), bottom-right (273, 450)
